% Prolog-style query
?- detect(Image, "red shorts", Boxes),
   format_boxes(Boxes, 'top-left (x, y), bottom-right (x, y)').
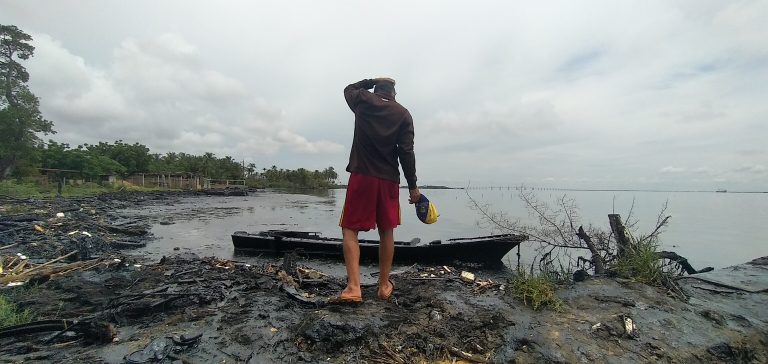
top-left (339, 173), bottom-right (401, 231)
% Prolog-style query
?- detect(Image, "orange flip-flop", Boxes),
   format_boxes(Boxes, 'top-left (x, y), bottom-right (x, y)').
top-left (378, 279), bottom-right (395, 300)
top-left (328, 294), bottom-right (363, 305)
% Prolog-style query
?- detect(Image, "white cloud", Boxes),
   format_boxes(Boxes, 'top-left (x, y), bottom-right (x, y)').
top-left (24, 32), bottom-right (342, 161)
top-left (660, 166), bottom-right (686, 174)
top-left (734, 164), bottom-right (766, 175)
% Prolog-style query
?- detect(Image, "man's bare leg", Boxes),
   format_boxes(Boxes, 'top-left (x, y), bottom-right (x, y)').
top-left (341, 227), bottom-right (362, 298)
top-left (377, 227), bottom-right (395, 298)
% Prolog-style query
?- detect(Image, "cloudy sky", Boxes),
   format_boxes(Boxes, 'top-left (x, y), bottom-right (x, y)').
top-left (2, 1), bottom-right (766, 190)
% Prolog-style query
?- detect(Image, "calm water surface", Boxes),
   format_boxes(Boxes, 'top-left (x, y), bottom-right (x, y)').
top-left (135, 189), bottom-right (767, 270)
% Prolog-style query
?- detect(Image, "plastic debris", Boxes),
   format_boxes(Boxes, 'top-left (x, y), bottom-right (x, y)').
top-left (460, 271), bottom-right (476, 283)
top-left (124, 337), bottom-right (174, 363)
top-left (623, 315), bottom-right (638, 338)
top-left (429, 310), bottom-right (442, 321)
top-left (56, 212), bottom-right (65, 218)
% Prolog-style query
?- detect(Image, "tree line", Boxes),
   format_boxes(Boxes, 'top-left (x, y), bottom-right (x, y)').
top-left (0, 24), bottom-right (338, 189)
top-left (39, 140), bottom-right (339, 188)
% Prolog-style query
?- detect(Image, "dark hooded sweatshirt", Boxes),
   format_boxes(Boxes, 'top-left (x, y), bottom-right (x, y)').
top-left (344, 79), bottom-right (417, 189)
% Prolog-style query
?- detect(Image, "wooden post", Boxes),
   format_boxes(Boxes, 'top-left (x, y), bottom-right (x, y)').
top-left (609, 214), bottom-right (636, 258)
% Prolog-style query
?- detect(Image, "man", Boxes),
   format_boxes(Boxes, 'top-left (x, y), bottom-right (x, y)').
top-left (336, 77), bottom-right (420, 302)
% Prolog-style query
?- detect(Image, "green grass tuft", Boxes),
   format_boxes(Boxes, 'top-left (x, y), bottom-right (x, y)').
top-left (509, 270), bottom-right (565, 311)
top-left (0, 294), bottom-right (34, 328)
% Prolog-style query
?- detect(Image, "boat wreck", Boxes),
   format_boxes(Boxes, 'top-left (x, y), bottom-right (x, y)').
top-left (231, 230), bottom-right (527, 264)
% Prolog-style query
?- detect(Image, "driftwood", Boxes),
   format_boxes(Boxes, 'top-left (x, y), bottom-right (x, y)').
top-left (609, 214), bottom-right (636, 258)
top-left (592, 294), bottom-right (636, 307)
top-left (576, 226), bottom-right (605, 274)
top-left (0, 242), bottom-right (19, 251)
top-left (447, 346), bottom-right (489, 363)
top-left (0, 214), bottom-right (40, 223)
top-left (656, 251), bottom-right (713, 274)
top-left (110, 240), bottom-right (147, 249)
top-left (0, 227), bottom-right (26, 236)
top-left (23, 250), bottom-right (78, 275)
top-left (0, 257), bottom-right (105, 285)
top-left (96, 223), bottom-right (148, 236)
top-left (0, 319), bottom-right (115, 344)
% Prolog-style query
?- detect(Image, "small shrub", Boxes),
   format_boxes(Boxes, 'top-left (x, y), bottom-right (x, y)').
top-left (0, 295), bottom-right (34, 328)
top-left (509, 270), bottom-right (565, 311)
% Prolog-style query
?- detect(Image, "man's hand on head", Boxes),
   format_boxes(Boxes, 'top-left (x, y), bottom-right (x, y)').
top-left (374, 77), bottom-right (396, 86)
top-left (408, 188), bottom-right (421, 204)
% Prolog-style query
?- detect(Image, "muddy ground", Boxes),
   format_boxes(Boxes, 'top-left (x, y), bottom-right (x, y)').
top-left (1, 192), bottom-right (766, 363)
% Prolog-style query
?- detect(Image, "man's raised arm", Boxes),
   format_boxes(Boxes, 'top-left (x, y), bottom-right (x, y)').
top-left (343, 79), bottom-right (376, 111)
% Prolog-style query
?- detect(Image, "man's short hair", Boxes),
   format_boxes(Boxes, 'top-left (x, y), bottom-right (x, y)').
top-left (374, 81), bottom-right (396, 97)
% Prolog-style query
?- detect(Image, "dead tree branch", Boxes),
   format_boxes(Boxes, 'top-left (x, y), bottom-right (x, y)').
top-left (577, 226), bottom-right (605, 274)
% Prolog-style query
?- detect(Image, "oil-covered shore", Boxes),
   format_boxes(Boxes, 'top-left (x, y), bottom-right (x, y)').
top-left (1, 192), bottom-right (766, 363)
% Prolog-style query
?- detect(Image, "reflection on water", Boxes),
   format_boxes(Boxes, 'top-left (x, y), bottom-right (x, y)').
top-left (273, 187), bottom-right (337, 200)
top-left (134, 188), bottom-right (768, 270)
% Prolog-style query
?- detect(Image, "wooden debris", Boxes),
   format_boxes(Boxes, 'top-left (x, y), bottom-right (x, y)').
top-left (577, 225), bottom-right (605, 274)
top-left (473, 279), bottom-right (497, 293)
top-left (592, 295), bottom-right (637, 307)
top-left (447, 346), bottom-right (489, 363)
top-left (23, 250), bottom-right (78, 274)
top-left (298, 267), bottom-right (327, 279)
top-left (0, 255), bottom-right (115, 285)
top-left (0, 243), bottom-right (19, 251)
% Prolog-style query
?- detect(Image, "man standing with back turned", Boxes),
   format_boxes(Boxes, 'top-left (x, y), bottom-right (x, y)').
top-left (336, 77), bottom-right (420, 303)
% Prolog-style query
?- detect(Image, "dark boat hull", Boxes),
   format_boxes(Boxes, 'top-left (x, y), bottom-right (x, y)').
top-left (231, 230), bottom-right (526, 264)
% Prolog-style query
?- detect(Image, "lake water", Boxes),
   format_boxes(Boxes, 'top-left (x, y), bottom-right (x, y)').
top-left (136, 188), bottom-right (767, 270)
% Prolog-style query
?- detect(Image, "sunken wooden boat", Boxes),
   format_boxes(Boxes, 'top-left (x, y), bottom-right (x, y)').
top-left (232, 230), bottom-right (527, 264)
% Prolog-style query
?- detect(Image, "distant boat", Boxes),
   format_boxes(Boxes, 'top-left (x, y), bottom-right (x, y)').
top-left (232, 230), bottom-right (527, 264)
top-left (716, 189), bottom-right (727, 193)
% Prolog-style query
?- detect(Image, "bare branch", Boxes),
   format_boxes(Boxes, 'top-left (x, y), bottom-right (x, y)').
top-left (519, 189), bottom-right (572, 246)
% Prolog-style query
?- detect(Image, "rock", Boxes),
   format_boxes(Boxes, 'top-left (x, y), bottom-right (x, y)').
top-left (707, 342), bottom-right (757, 362)
top-left (302, 313), bottom-right (383, 350)
top-left (573, 269), bottom-right (590, 282)
top-left (699, 309), bottom-right (726, 326)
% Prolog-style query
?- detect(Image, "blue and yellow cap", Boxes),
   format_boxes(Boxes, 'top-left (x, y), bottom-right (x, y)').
top-left (415, 194), bottom-right (439, 224)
